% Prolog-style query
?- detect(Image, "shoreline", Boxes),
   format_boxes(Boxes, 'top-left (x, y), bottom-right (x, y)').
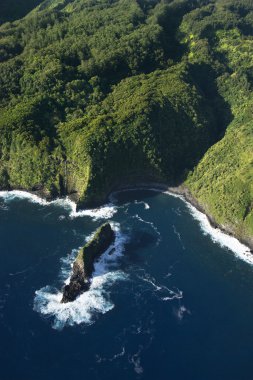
top-left (110, 182), bottom-right (253, 253)
top-left (1, 183), bottom-right (253, 254)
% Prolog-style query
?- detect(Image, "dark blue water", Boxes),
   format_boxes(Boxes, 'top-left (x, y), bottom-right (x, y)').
top-left (1, 189), bottom-right (253, 380)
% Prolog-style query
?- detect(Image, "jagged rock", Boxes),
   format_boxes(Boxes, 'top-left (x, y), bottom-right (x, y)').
top-left (61, 223), bottom-right (115, 303)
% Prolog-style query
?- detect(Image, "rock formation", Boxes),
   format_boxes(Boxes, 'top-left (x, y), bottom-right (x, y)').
top-left (61, 223), bottom-right (115, 303)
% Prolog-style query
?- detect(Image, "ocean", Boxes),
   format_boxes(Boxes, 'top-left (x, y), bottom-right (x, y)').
top-left (0, 189), bottom-right (253, 380)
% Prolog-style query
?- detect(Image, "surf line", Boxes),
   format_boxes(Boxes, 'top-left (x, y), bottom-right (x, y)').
top-left (1, 188), bottom-right (252, 263)
top-left (0, 190), bottom-right (117, 220)
top-left (111, 186), bottom-right (253, 265)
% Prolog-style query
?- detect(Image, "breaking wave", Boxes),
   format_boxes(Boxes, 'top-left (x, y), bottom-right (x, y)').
top-left (33, 223), bottom-right (128, 330)
top-left (123, 187), bottom-right (253, 265)
top-left (145, 189), bottom-right (253, 263)
top-left (185, 202), bottom-right (253, 265)
top-left (0, 190), bottom-right (117, 221)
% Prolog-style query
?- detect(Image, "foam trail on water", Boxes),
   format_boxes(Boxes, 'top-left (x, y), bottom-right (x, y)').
top-left (0, 190), bottom-right (117, 220)
top-left (172, 224), bottom-right (185, 250)
top-left (134, 214), bottom-right (161, 246)
top-left (137, 272), bottom-right (183, 301)
top-left (34, 223), bottom-right (128, 330)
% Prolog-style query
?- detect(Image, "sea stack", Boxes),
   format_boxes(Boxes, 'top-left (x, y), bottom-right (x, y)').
top-left (61, 223), bottom-right (115, 303)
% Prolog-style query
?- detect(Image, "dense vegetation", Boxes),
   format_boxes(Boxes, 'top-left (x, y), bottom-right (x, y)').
top-left (183, 2), bottom-right (253, 241)
top-left (0, 0), bottom-right (252, 243)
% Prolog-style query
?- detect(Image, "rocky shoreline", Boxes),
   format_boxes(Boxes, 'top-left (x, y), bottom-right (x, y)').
top-left (1, 181), bottom-right (252, 253)
top-left (110, 182), bottom-right (253, 253)
top-left (167, 185), bottom-right (253, 253)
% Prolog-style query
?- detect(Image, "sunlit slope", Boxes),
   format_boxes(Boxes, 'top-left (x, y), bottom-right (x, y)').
top-left (187, 117), bottom-right (253, 239)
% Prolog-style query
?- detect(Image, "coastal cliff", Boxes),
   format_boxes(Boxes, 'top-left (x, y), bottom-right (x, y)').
top-left (61, 223), bottom-right (115, 303)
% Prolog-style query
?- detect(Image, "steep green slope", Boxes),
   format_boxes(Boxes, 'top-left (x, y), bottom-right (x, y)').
top-left (0, 0), bottom-right (253, 244)
top-left (187, 116), bottom-right (253, 240)
top-left (182, 6), bottom-right (253, 243)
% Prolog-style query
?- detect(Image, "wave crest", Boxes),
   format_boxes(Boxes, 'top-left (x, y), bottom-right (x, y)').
top-left (0, 190), bottom-right (117, 220)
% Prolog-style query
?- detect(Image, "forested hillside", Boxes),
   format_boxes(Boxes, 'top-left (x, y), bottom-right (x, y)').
top-left (0, 0), bottom-right (252, 244)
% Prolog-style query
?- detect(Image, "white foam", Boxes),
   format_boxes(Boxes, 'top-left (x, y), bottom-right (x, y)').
top-left (151, 189), bottom-right (253, 263)
top-left (0, 190), bottom-right (117, 221)
top-left (184, 202), bottom-right (253, 264)
top-left (113, 187), bottom-right (253, 265)
top-left (0, 190), bottom-right (50, 205)
top-left (144, 202), bottom-right (150, 210)
top-left (150, 188), bottom-right (253, 263)
top-left (134, 200), bottom-right (150, 210)
top-left (59, 248), bottom-right (78, 285)
top-left (69, 202), bottom-right (117, 220)
top-left (161, 288), bottom-right (183, 301)
top-left (33, 223), bottom-right (128, 329)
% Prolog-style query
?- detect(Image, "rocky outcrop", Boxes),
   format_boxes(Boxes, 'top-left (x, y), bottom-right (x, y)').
top-left (61, 223), bottom-right (115, 303)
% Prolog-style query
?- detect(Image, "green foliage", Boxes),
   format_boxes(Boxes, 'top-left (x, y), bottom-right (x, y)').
top-left (76, 222), bottom-right (114, 277)
top-left (186, 115), bottom-right (253, 237)
top-left (0, 0), bottom-right (253, 241)
top-left (173, 0), bottom-right (253, 241)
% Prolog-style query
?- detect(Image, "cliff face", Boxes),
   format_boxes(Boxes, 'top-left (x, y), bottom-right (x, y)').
top-left (61, 223), bottom-right (115, 303)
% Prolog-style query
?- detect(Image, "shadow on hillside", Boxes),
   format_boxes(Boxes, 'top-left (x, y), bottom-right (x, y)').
top-left (110, 63), bottom-right (234, 193)
top-left (189, 62), bottom-right (233, 141)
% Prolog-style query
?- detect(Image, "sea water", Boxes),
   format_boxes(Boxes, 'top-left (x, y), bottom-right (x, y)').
top-left (0, 189), bottom-right (253, 380)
